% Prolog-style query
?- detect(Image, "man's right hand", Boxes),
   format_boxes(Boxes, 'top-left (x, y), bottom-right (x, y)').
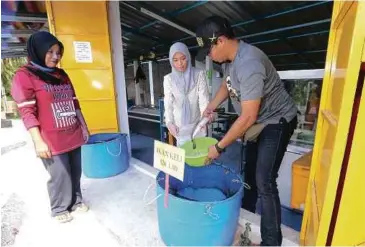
top-left (34, 139), bottom-right (52, 159)
top-left (167, 123), bottom-right (179, 137)
top-left (203, 107), bottom-right (216, 123)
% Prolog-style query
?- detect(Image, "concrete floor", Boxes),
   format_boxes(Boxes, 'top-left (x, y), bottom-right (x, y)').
top-left (1, 121), bottom-right (299, 246)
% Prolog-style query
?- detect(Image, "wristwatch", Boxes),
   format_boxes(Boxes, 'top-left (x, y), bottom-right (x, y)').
top-left (215, 143), bottom-right (226, 154)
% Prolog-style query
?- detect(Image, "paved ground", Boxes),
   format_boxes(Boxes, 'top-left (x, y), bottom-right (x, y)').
top-left (0, 121), bottom-right (119, 247)
top-left (0, 120), bottom-right (299, 247)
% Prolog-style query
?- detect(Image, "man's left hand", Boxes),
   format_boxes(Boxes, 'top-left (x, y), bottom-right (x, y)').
top-left (204, 145), bottom-right (220, 165)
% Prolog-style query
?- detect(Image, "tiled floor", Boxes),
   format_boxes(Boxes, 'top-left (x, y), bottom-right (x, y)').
top-left (131, 133), bottom-right (303, 232)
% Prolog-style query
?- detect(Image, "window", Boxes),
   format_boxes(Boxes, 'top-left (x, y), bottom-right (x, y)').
top-left (284, 79), bottom-right (322, 149)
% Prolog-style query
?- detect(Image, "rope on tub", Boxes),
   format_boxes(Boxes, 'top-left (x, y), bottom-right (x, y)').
top-left (211, 161), bottom-right (251, 190)
top-left (106, 142), bottom-right (122, 157)
top-left (143, 177), bottom-right (164, 206)
top-left (93, 139), bottom-right (122, 157)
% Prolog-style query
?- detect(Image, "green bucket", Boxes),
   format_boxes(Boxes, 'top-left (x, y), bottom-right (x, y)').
top-left (181, 137), bottom-right (218, 167)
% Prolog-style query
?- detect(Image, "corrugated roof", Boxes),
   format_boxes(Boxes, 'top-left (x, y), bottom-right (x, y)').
top-left (1, 1), bottom-right (333, 71)
top-left (120, 1), bottom-right (333, 70)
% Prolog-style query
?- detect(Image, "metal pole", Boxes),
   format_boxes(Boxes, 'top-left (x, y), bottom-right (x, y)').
top-left (205, 55), bottom-right (213, 97)
top-left (148, 61), bottom-right (155, 106)
top-left (133, 60), bottom-right (142, 105)
top-left (205, 55), bottom-right (213, 137)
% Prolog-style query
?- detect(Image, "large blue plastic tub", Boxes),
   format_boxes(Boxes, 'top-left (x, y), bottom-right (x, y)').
top-left (156, 163), bottom-right (244, 246)
top-left (81, 133), bottom-right (129, 178)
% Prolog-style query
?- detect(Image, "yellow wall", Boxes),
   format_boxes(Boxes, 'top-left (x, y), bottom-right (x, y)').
top-left (301, 1), bottom-right (365, 245)
top-left (45, 0), bottom-right (119, 134)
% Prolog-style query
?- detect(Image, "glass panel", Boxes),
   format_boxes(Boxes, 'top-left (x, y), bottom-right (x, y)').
top-left (283, 79), bottom-right (323, 148)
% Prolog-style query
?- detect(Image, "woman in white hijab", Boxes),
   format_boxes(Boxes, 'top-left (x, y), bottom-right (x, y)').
top-left (163, 42), bottom-right (210, 146)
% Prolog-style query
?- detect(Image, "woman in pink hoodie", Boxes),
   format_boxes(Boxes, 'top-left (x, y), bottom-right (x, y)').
top-left (11, 31), bottom-right (89, 223)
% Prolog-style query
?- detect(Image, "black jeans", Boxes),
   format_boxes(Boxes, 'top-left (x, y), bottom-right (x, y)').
top-left (242, 117), bottom-right (297, 246)
top-left (41, 147), bottom-right (83, 216)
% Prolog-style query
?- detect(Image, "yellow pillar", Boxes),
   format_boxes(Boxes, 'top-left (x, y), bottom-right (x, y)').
top-left (331, 78), bottom-right (365, 246)
top-left (45, 0), bottom-right (119, 134)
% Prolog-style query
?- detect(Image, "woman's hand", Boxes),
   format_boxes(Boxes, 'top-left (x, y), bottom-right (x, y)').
top-left (167, 123), bottom-right (179, 137)
top-left (28, 127), bottom-right (51, 159)
top-left (81, 124), bottom-right (90, 142)
top-left (34, 139), bottom-right (52, 159)
top-left (76, 109), bottom-right (89, 142)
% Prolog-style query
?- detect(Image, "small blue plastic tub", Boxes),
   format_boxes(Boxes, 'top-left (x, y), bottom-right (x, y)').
top-left (81, 133), bottom-right (129, 178)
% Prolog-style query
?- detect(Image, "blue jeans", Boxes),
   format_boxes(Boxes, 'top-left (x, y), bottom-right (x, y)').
top-left (242, 117), bottom-right (297, 246)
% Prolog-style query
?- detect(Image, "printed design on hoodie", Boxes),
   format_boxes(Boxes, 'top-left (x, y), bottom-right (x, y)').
top-left (43, 84), bottom-right (77, 128)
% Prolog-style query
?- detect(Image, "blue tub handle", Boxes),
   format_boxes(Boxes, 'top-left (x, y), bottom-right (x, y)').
top-left (204, 204), bottom-right (219, 220)
top-left (106, 142), bottom-right (122, 157)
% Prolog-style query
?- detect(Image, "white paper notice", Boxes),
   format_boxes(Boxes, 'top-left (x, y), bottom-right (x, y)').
top-left (73, 41), bottom-right (93, 63)
top-left (154, 140), bottom-right (185, 181)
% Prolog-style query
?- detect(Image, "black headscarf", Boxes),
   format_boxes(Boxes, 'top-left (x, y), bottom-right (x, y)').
top-left (27, 31), bottom-right (64, 67)
top-left (25, 31), bottom-right (66, 85)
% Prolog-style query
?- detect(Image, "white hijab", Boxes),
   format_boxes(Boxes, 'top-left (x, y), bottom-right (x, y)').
top-left (169, 42), bottom-right (197, 125)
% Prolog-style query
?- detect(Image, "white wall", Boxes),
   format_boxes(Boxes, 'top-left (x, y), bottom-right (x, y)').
top-left (126, 61), bottom-right (171, 105)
